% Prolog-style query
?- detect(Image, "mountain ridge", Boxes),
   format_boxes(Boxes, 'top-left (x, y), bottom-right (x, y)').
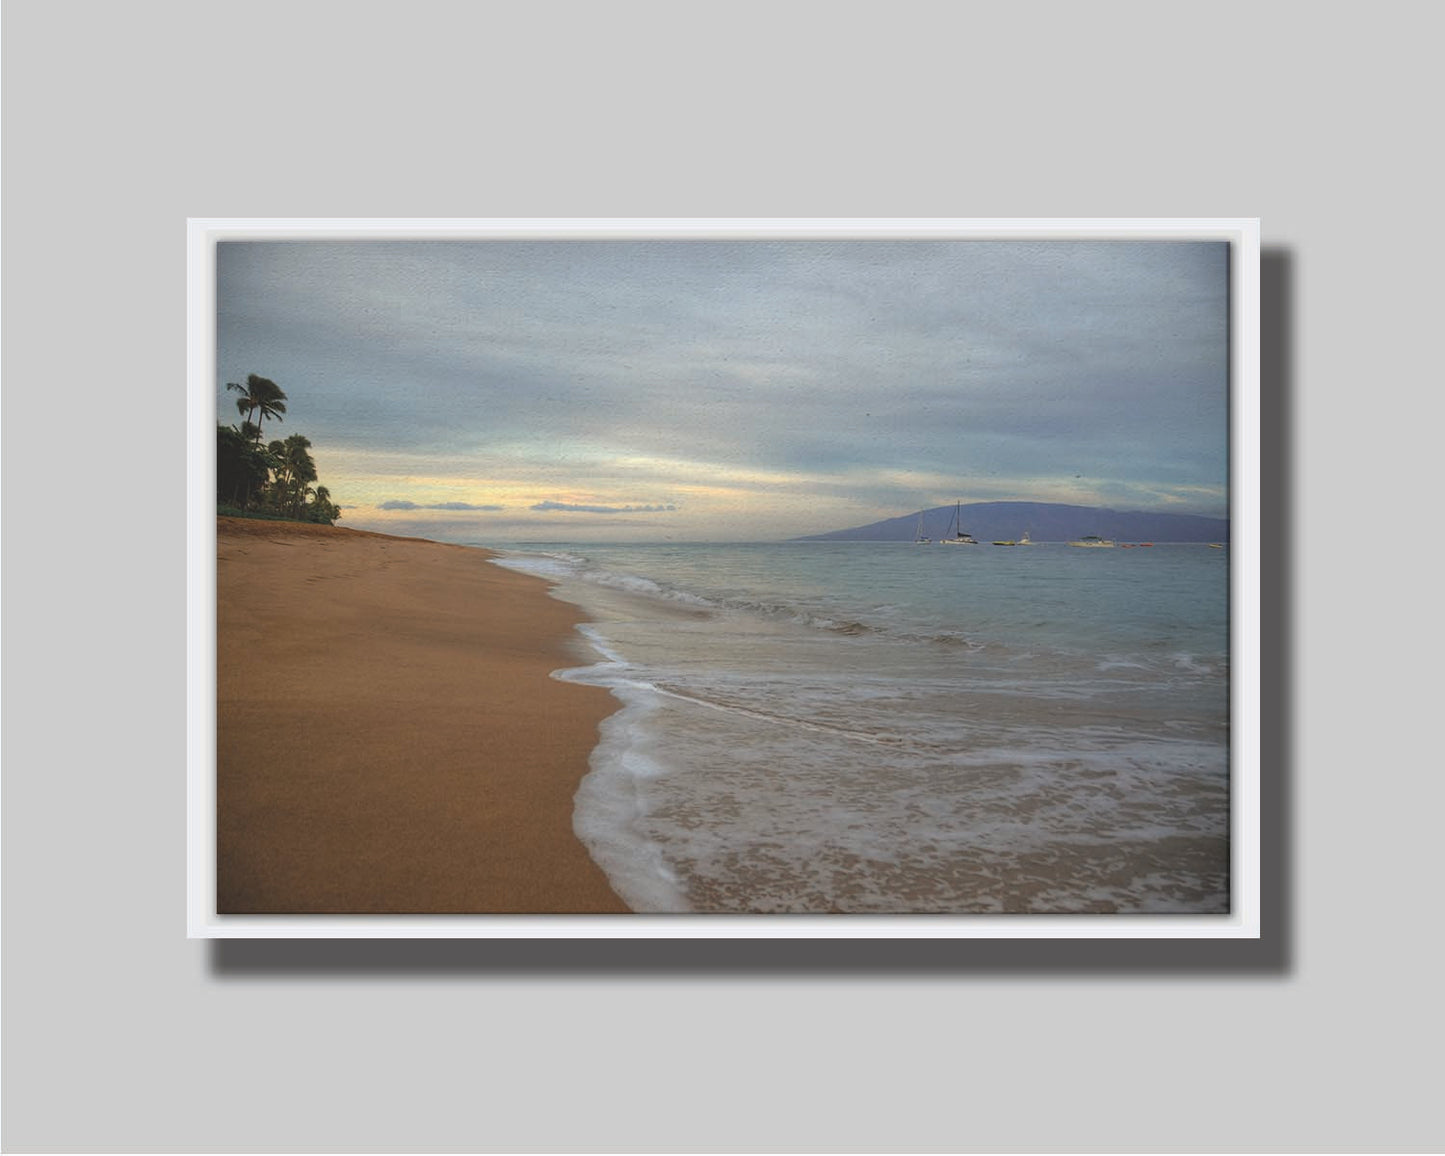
top-left (791, 501), bottom-right (1228, 543)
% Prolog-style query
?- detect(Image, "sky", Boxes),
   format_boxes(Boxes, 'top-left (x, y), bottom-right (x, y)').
top-left (215, 238), bottom-right (1230, 543)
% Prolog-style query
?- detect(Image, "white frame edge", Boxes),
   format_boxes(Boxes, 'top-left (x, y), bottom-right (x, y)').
top-left (187, 218), bottom-right (1261, 940)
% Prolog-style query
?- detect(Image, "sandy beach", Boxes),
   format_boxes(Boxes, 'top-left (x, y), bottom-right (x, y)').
top-left (215, 517), bottom-right (627, 913)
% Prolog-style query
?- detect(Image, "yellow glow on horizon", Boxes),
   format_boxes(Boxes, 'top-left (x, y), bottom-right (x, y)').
top-left (310, 439), bottom-right (1225, 541)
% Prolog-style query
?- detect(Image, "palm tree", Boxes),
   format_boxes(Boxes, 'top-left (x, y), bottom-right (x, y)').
top-left (276, 434), bottom-right (317, 516)
top-left (227, 374), bottom-right (287, 444)
top-left (216, 423), bottom-right (269, 508)
top-left (309, 485), bottom-right (341, 525)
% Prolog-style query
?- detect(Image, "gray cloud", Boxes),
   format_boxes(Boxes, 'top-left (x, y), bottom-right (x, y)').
top-left (377, 500), bottom-right (504, 511)
top-left (217, 238), bottom-right (1230, 535)
top-left (531, 501), bottom-right (678, 514)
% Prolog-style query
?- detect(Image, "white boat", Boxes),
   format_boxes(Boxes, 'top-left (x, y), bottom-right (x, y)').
top-left (912, 512), bottom-right (931, 544)
top-left (1068, 534), bottom-right (1116, 548)
top-left (940, 501), bottom-right (979, 545)
top-left (1019, 530), bottom-right (1033, 545)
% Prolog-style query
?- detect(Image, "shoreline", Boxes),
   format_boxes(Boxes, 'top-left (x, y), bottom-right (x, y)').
top-left (215, 517), bottom-right (629, 913)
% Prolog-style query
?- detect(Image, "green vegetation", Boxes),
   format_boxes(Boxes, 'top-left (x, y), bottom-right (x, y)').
top-left (216, 374), bottom-right (342, 525)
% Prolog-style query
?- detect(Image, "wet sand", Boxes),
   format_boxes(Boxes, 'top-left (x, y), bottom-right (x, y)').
top-left (215, 517), bottom-right (628, 913)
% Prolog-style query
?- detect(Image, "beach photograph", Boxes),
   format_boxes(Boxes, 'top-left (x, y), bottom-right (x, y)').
top-left (209, 229), bottom-right (1239, 918)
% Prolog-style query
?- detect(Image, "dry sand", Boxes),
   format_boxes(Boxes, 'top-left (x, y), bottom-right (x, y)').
top-left (215, 517), bottom-right (628, 913)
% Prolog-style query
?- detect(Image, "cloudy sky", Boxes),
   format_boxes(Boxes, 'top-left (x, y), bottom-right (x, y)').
top-left (215, 238), bottom-right (1229, 542)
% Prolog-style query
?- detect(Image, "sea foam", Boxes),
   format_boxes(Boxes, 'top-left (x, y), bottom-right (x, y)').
top-left (489, 542), bottom-right (1230, 914)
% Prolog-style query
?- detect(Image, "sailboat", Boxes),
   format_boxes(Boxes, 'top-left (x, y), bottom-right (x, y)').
top-left (912, 511), bottom-right (931, 545)
top-left (940, 501), bottom-right (979, 545)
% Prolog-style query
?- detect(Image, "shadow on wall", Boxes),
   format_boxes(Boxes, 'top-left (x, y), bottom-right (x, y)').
top-left (206, 247), bottom-right (1296, 981)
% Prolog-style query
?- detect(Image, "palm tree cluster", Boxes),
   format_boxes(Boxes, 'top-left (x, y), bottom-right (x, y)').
top-left (217, 374), bottom-right (342, 524)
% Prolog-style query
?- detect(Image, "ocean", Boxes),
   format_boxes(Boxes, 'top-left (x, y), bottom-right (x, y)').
top-left (490, 540), bottom-right (1231, 915)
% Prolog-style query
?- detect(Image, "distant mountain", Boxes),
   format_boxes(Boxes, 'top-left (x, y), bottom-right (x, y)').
top-left (792, 501), bottom-right (1229, 543)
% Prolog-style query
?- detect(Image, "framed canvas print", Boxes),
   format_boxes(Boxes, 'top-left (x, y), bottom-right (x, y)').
top-left (187, 218), bottom-right (1259, 938)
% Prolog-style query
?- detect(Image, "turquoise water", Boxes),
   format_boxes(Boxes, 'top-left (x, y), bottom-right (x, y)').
top-left (491, 541), bottom-right (1231, 914)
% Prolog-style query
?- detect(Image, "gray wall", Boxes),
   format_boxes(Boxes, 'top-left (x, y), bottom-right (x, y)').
top-left (4, 2), bottom-right (1439, 1151)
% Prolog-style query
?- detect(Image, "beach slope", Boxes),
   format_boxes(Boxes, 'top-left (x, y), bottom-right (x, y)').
top-left (215, 517), bottom-right (626, 913)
